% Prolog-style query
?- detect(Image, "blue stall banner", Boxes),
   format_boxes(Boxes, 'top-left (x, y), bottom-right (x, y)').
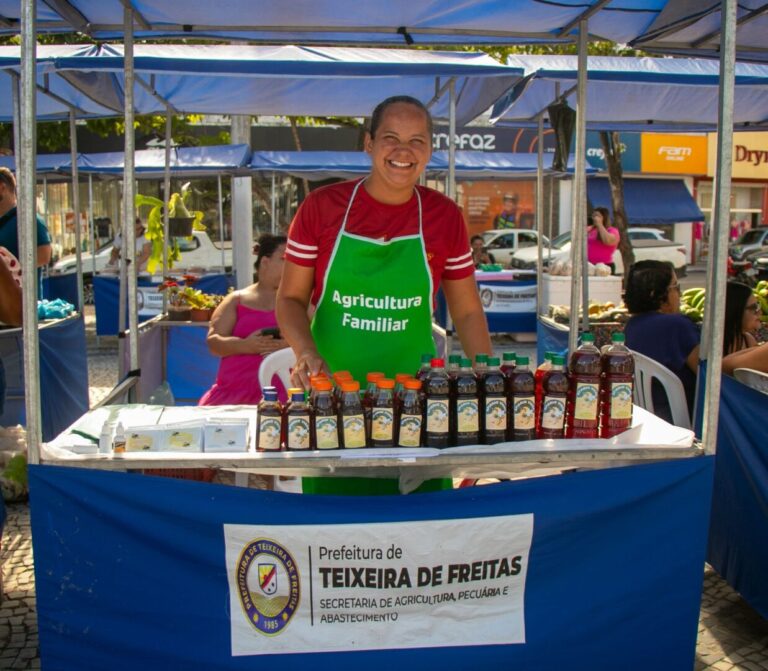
top-left (30, 458), bottom-right (712, 670)
top-left (166, 324), bottom-right (220, 404)
top-left (584, 131), bottom-right (641, 172)
top-left (708, 374), bottom-right (768, 619)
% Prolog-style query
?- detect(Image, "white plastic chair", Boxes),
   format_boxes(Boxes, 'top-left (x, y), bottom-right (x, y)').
top-left (258, 347), bottom-right (296, 392)
top-left (733, 368), bottom-right (768, 395)
top-left (629, 348), bottom-right (692, 429)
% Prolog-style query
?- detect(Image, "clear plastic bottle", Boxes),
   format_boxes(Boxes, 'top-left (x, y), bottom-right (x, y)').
top-left (600, 332), bottom-right (635, 438)
top-left (362, 371), bottom-right (385, 439)
top-left (332, 371), bottom-right (353, 405)
top-left (454, 357), bottom-right (480, 446)
top-left (416, 353), bottom-right (433, 382)
top-left (534, 352), bottom-right (554, 437)
top-left (311, 379), bottom-right (340, 450)
top-left (285, 390), bottom-right (312, 451)
top-left (566, 332), bottom-right (602, 439)
top-left (474, 353), bottom-right (489, 375)
top-left (257, 387), bottom-right (283, 452)
top-left (340, 380), bottom-right (366, 449)
top-left (539, 355), bottom-right (568, 440)
top-left (397, 378), bottom-right (423, 447)
top-left (424, 357), bottom-right (451, 448)
top-left (510, 355), bottom-right (536, 441)
top-left (447, 354), bottom-right (462, 377)
top-left (482, 356), bottom-right (508, 445)
top-left (371, 378), bottom-right (396, 447)
top-left (112, 422), bottom-right (126, 454)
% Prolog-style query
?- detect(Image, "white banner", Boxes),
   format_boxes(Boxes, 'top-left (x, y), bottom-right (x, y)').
top-left (224, 514), bottom-right (534, 656)
top-left (478, 283), bottom-right (537, 314)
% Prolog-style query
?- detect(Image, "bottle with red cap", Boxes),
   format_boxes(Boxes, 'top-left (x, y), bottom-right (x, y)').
top-left (370, 378), bottom-right (396, 447)
top-left (340, 380), bottom-right (366, 448)
top-left (566, 332), bottom-right (602, 439)
top-left (600, 332), bottom-right (635, 438)
top-left (311, 379), bottom-right (340, 450)
top-left (424, 357), bottom-right (450, 448)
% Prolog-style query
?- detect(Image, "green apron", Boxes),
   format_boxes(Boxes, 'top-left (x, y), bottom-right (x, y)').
top-left (303, 179), bottom-right (448, 496)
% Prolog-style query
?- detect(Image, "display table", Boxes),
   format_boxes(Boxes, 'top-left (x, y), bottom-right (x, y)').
top-left (30, 405), bottom-right (711, 670)
top-left (436, 270), bottom-right (537, 334)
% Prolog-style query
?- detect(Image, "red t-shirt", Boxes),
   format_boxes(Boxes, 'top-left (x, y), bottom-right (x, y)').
top-left (286, 180), bottom-right (474, 307)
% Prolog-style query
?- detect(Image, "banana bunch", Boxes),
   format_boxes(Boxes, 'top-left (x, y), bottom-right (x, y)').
top-left (755, 280), bottom-right (768, 323)
top-left (681, 288), bottom-right (706, 323)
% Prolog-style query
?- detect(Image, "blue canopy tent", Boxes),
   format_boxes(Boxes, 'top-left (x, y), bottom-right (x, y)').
top-left (491, 54), bottom-right (768, 131)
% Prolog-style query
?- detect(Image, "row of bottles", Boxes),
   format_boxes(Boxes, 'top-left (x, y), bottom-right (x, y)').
top-left (255, 334), bottom-right (634, 451)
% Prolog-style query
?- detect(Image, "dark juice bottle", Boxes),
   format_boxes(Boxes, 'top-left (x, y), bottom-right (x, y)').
top-left (424, 357), bottom-right (450, 448)
top-left (371, 378), bottom-right (395, 447)
top-left (312, 379), bottom-right (340, 450)
top-left (416, 354), bottom-right (433, 381)
top-left (600, 332), bottom-right (635, 438)
top-left (566, 332), bottom-right (602, 439)
top-left (394, 373), bottom-right (412, 416)
top-left (474, 353), bottom-right (489, 376)
top-left (534, 352), bottom-right (554, 437)
top-left (256, 387), bottom-right (283, 452)
top-left (332, 371), bottom-right (352, 406)
top-left (454, 357), bottom-right (480, 446)
top-left (447, 354), bottom-right (462, 377)
top-left (539, 355), bottom-right (568, 439)
top-left (510, 356), bottom-right (536, 441)
top-left (501, 351), bottom-right (517, 375)
top-left (340, 380), bottom-right (366, 449)
top-left (362, 371), bottom-right (384, 441)
top-left (285, 390), bottom-right (312, 451)
top-left (397, 378), bottom-right (423, 447)
top-left (482, 356), bottom-right (508, 445)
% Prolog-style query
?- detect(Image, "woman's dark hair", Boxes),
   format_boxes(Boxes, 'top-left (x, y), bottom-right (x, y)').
top-left (254, 233), bottom-right (286, 270)
top-left (369, 95), bottom-right (433, 138)
top-left (0, 167), bottom-right (16, 193)
top-left (593, 206), bottom-right (611, 224)
top-left (723, 281), bottom-right (753, 355)
top-left (470, 234), bottom-right (484, 244)
top-left (624, 260), bottom-right (675, 314)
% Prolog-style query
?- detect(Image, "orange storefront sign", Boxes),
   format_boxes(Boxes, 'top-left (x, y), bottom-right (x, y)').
top-left (641, 134), bottom-right (708, 174)
top-left (708, 132), bottom-right (768, 179)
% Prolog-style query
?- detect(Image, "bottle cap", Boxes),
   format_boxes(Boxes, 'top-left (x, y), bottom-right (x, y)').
top-left (420, 353), bottom-right (433, 364)
top-left (404, 378), bottom-right (422, 390)
top-left (502, 351), bottom-right (516, 361)
top-left (287, 387), bottom-right (303, 396)
top-left (377, 378), bottom-right (395, 390)
top-left (263, 389), bottom-right (279, 401)
top-left (517, 355), bottom-right (530, 366)
top-left (545, 351), bottom-right (555, 361)
top-left (333, 370), bottom-right (353, 381)
top-left (581, 332), bottom-right (595, 342)
top-left (475, 353), bottom-right (489, 363)
top-left (488, 356), bottom-right (500, 367)
top-left (611, 332), bottom-right (625, 342)
top-left (395, 373), bottom-right (412, 384)
top-left (460, 357), bottom-right (473, 368)
top-left (430, 358), bottom-right (445, 368)
top-left (314, 379), bottom-right (332, 392)
top-left (340, 380), bottom-right (360, 393)
top-left (262, 385), bottom-right (277, 393)
top-left (366, 371), bottom-right (385, 382)
top-left (448, 354), bottom-right (461, 364)
top-left (291, 390), bottom-right (305, 402)
top-left (552, 355), bottom-right (566, 366)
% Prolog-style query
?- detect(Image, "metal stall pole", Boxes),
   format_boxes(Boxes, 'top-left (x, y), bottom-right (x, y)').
top-left (88, 174), bottom-right (96, 282)
top-left (271, 172), bottom-right (277, 235)
top-left (162, 108), bottom-right (172, 313)
top-left (19, 0), bottom-right (41, 462)
top-left (123, 7), bottom-right (140, 384)
top-left (447, 78), bottom-right (457, 202)
top-left (217, 174), bottom-right (226, 269)
top-left (568, 20), bottom-right (589, 355)
top-left (69, 109), bottom-right (84, 311)
top-left (536, 115), bottom-right (545, 327)
top-left (700, 0), bottom-right (737, 456)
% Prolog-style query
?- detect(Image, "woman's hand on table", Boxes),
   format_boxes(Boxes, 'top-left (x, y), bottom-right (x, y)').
top-left (291, 347), bottom-right (330, 390)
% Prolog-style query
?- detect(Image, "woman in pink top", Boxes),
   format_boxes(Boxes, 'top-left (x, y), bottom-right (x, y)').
top-left (199, 234), bottom-right (288, 406)
top-left (586, 206), bottom-right (620, 272)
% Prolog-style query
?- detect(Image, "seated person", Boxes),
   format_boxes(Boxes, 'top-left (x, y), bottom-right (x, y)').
top-left (470, 234), bottom-right (494, 267)
top-left (624, 260), bottom-right (700, 424)
top-left (722, 282), bottom-right (766, 375)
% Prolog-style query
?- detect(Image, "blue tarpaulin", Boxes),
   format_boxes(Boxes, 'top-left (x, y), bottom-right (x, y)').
top-left (0, 1), bottom-right (671, 46)
top-left (708, 374), bottom-right (768, 619)
top-left (51, 44), bottom-right (523, 126)
top-left (29, 456), bottom-right (712, 670)
top-left (491, 55), bottom-right (768, 131)
top-left (250, 150), bottom-right (591, 182)
top-left (587, 177), bottom-right (704, 226)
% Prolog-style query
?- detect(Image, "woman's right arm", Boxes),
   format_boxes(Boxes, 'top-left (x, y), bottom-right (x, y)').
top-left (276, 261), bottom-right (329, 388)
top-left (722, 342), bottom-right (768, 376)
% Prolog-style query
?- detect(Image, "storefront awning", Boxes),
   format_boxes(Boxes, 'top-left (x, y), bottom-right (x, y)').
top-left (587, 177), bottom-right (704, 225)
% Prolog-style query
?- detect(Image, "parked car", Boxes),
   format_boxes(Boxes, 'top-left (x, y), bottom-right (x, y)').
top-left (729, 226), bottom-right (768, 261)
top-left (50, 230), bottom-right (233, 303)
top-left (745, 246), bottom-right (768, 280)
top-left (481, 228), bottom-right (549, 266)
top-left (509, 227), bottom-right (688, 276)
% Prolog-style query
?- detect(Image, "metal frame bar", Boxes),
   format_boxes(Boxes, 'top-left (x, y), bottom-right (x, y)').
top-left (69, 109), bottom-right (83, 310)
top-left (692, 2), bottom-right (768, 48)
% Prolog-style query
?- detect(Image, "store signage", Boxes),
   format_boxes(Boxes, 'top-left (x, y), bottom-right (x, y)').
top-left (707, 131), bottom-right (768, 179)
top-left (225, 514), bottom-right (534, 655)
top-left (584, 131), bottom-right (641, 172)
top-left (641, 134), bottom-right (707, 174)
top-left (478, 282), bottom-right (537, 313)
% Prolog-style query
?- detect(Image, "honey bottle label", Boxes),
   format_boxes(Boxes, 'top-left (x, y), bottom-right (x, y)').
top-left (541, 396), bottom-right (566, 430)
top-left (513, 395), bottom-right (535, 431)
top-left (258, 417), bottom-right (282, 451)
top-left (610, 382), bottom-right (633, 420)
top-left (426, 399), bottom-right (449, 434)
top-left (314, 416), bottom-right (339, 450)
top-left (343, 414), bottom-right (366, 448)
top-left (457, 399), bottom-right (479, 433)
top-left (398, 414), bottom-right (422, 447)
top-left (287, 414), bottom-right (311, 450)
top-left (371, 408), bottom-right (394, 442)
top-left (574, 383), bottom-right (599, 420)
top-left (484, 396), bottom-right (507, 432)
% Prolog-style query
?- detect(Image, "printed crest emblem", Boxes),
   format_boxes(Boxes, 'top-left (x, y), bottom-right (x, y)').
top-left (259, 563), bottom-right (278, 595)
